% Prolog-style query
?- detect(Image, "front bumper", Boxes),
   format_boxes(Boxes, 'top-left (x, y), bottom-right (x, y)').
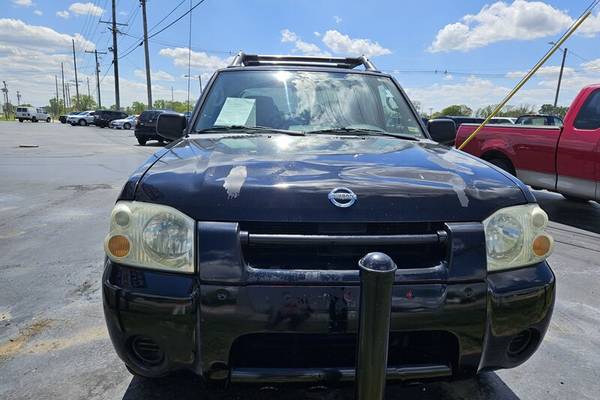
top-left (102, 257), bottom-right (554, 383)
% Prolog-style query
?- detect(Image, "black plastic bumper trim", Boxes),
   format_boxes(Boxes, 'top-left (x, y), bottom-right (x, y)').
top-left (229, 364), bottom-right (452, 384)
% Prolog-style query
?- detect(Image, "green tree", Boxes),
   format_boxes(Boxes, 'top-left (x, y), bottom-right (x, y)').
top-left (75, 95), bottom-right (97, 110)
top-left (539, 104), bottom-right (569, 118)
top-left (475, 104), bottom-right (537, 118)
top-left (47, 98), bottom-right (66, 116)
top-left (127, 101), bottom-right (147, 115)
top-left (503, 105), bottom-right (535, 117)
top-left (2, 102), bottom-right (14, 119)
top-left (153, 99), bottom-right (193, 113)
top-left (434, 104), bottom-right (472, 118)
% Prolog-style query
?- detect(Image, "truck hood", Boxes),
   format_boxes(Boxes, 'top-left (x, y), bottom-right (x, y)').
top-left (133, 134), bottom-right (528, 222)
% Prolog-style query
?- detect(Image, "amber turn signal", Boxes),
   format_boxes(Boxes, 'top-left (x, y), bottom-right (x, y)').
top-left (532, 235), bottom-right (552, 257)
top-left (108, 235), bottom-right (130, 258)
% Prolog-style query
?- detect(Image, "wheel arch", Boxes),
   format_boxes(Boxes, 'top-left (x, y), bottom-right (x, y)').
top-left (480, 150), bottom-right (516, 175)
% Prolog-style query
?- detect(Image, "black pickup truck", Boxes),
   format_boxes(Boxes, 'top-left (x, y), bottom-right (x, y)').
top-left (102, 54), bottom-right (555, 386)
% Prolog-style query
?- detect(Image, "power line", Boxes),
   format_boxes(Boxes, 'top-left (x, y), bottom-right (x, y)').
top-left (99, 61), bottom-right (113, 84)
top-left (148, 0), bottom-right (187, 33)
top-left (147, 0), bottom-right (207, 40)
top-left (116, 0), bottom-right (190, 58)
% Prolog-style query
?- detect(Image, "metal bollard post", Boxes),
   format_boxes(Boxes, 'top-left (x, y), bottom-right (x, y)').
top-left (355, 252), bottom-right (397, 400)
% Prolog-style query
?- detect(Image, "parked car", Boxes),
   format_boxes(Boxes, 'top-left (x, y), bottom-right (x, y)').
top-left (438, 115), bottom-right (485, 128)
top-left (15, 106), bottom-right (51, 123)
top-left (515, 114), bottom-right (563, 126)
top-left (59, 114), bottom-right (69, 123)
top-left (456, 84), bottom-right (600, 202)
top-left (67, 110), bottom-right (95, 126)
top-left (134, 110), bottom-right (167, 145)
top-left (488, 117), bottom-right (516, 124)
top-left (103, 54), bottom-right (555, 386)
top-left (110, 115), bottom-right (137, 130)
top-left (94, 110), bottom-right (129, 128)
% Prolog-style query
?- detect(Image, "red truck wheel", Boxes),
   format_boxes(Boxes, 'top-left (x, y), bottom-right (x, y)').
top-left (488, 158), bottom-right (515, 176)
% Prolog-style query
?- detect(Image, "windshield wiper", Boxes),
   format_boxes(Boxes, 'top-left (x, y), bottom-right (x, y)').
top-left (195, 125), bottom-right (305, 136)
top-left (306, 127), bottom-right (419, 141)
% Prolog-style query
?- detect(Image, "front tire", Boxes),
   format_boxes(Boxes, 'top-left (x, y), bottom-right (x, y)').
top-left (137, 137), bottom-right (147, 146)
top-left (79, 119), bottom-right (87, 126)
top-left (32, 117), bottom-right (37, 123)
top-left (46, 117), bottom-right (51, 123)
top-left (18, 119), bottom-right (23, 123)
top-left (124, 123), bottom-right (131, 130)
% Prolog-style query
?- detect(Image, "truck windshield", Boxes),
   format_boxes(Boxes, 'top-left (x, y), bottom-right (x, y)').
top-left (194, 70), bottom-right (424, 138)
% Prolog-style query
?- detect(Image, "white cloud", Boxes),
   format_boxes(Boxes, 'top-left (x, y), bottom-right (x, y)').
top-left (0, 19), bottom-right (94, 51)
top-left (280, 29), bottom-right (329, 56)
top-left (98, 74), bottom-right (192, 107)
top-left (333, 15), bottom-right (342, 24)
top-left (56, 11), bottom-right (70, 19)
top-left (322, 30), bottom-right (391, 57)
top-left (159, 47), bottom-right (231, 71)
top-left (12, 0), bottom-right (33, 7)
top-left (402, 62), bottom-right (600, 112)
top-left (404, 76), bottom-right (510, 112)
top-left (281, 29), bottom-right (298, 43)
top-left (581, 58), bottom-right (600, 72)
top-left (33, 10), bottom-right (43, 16)
top-left (579, 11), bottom-right (600, 37)
top-left (134, 69), bottom-right (175, 81)
top-left (69, 2), bottom-right (104, 17)
top-left (429, 0), bottom-right (573, 52)
top-left (505, 65), bottom-right (576, 79)
top-left (119, 11), bottom-right (128, 16)
top-left (0, 19), bottom-right (98, 106)
top-left (313, 31), bottom-right (321, 37)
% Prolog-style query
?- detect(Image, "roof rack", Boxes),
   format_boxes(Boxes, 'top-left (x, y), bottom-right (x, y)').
top-left (228, 52), bottom-right (378, 71)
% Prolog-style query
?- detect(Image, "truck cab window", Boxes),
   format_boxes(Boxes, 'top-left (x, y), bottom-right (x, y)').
top-left (574, 89), bottom-right (600, 130)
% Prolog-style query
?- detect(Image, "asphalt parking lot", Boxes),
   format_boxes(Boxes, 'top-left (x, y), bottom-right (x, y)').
top-left (0, 121), bottom-right (599, 400)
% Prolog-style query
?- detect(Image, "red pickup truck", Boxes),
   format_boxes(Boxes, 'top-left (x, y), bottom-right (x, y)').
top-left (455, 84), bottom-right (600, 202)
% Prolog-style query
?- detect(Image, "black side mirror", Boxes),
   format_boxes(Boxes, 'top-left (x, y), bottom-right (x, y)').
top-left (157, 113), bottom-right (187, 141)
top-left (427, 118), bottom-right (457, 145)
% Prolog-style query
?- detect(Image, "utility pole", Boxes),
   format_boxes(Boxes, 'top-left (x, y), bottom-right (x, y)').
top-left (55, 75), bottom-right (60, 115)
top-left (16, 90), bottom-right (21, 106)
top-left (554, 47), bottom-right (567, 107)
top-left (72, 39), bottom-right (80, 110)
top-left (100, 0), bottom-right (127, 110)
top-left (140, 0), bottom-right (153, 109)
top-left (171, 86), bottom-right (174, 102)
top-left (86, 49), bottom-right (107, 108)
top-left (1, 81), bottom-right (8, 119)
top-left (66, 83), bottom-right (70, 108)
top-left (87, 77), bottom-right (91, 98)
top-left (61, 62), bottom-right (66, 109)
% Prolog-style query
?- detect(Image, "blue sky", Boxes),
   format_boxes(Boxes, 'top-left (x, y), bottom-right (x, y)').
top-left (2, 0), bottom-right (600, 112)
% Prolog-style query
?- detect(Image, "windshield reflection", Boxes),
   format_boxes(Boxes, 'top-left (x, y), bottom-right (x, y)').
top-left (194, 70), bottom-right (424, 138)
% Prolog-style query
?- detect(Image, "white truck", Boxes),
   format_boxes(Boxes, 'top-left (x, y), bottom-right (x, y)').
top-left (15, 106), bottom-right (51, 123)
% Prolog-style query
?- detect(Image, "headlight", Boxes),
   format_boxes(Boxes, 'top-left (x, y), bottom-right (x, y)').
top-left (104, 201), bottom-right (195, 273)
top-left (483, 204), bottom-right (553, 272)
